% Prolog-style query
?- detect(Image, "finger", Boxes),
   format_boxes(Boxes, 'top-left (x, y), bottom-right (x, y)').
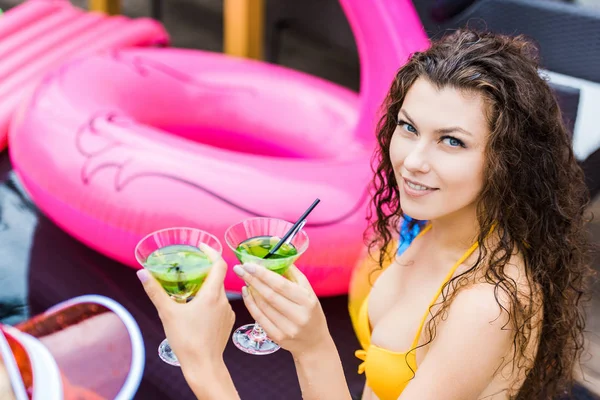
top-left (241, 286), bottom-right (284, 341)
top-left (237, 267), bottom-right (304, 318)
top-left (250, 288), bottom-right (301, 337)
top-left (137, 269), bottom-right (172, 316)
top-left (199, 243), bottom-right (228, 290)
top-left (199, 242), bottom-right (222, 262)
top-left (284, 265), bottom-right (313, 290)
top-left (237, 263), bottom-right (308, 305)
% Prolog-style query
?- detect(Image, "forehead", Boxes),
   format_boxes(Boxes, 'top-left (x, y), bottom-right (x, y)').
top-left (401, 78), bottom-right (490, 138)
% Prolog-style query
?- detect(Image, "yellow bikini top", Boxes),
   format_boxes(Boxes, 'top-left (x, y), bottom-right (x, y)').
top-left (354, 225), bottom-right (480, 400)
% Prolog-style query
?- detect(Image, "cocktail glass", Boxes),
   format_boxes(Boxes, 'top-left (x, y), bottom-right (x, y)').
top-left (224, 217), bottom-right (309, 355)
top-left (135, 227), bottom-right (222, 366)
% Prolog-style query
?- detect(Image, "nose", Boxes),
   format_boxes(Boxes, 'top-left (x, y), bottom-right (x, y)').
top-left (403, 141), bottom-right (431, 174)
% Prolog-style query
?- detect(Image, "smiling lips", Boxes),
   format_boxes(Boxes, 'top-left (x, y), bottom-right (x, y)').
top-left (402, 178), bottom-right (439, 198)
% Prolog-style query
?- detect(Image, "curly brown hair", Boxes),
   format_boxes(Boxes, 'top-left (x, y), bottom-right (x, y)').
top-left (367, 29), bottom-right (594, 399)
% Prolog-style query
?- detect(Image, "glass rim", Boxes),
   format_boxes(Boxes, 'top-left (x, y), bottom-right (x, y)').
top-left (134, 226), bottom-right (223, 266)
top-left (223, 217), bottom-right (310, 259)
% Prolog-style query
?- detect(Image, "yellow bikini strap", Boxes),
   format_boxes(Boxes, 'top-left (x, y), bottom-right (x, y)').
top-left (415, 223), bottom-right (432, 239)
top-left (410, 234), bottom-right (480, 349)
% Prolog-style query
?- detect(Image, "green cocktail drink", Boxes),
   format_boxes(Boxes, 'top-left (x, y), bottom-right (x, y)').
top-left (144, 244), bottom-right (212, 301)
top-left (235, 235), bottom-right (298, 275)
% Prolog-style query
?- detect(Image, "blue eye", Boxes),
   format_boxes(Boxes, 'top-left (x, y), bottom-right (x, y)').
top-left (441, 136), bottom-right (466, 148)
top-left (397, 119), bottom-right (416, 134)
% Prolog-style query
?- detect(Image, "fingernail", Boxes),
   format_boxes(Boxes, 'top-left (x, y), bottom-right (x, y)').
top-left (137, 269), bottom-right (150, 283)
top-left (242, 286), bottom-right (248, 297)
top-left (233, 265), bottom-right (245, 277)
top-left (242, 263), bottom-right (256, 274)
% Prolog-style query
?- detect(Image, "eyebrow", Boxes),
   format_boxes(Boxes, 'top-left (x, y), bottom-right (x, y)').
top-left (399, 109), bottom-right (474, 137)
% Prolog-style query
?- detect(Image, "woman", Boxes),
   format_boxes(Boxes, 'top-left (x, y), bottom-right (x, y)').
top-left (138, 29), bottom-right (593, 399)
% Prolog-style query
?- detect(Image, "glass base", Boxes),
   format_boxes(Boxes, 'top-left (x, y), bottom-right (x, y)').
top-left (232, 323), bottom-right (280, 355)
top-left (158, 338), bottom-right (180, 366)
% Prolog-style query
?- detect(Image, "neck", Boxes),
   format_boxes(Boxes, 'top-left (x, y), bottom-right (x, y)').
top-left (427, 204), bottom-right (480, 255)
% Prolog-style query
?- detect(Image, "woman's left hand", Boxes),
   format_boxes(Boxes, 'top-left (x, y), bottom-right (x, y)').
top-left (139, 245), bottom-right (241, 399)
top-left (138, 244), bottom-right (235, 370)
top-left (233, 263), bottom-right (332, 355)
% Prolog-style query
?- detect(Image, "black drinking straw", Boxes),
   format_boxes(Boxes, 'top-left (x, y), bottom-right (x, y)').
top-left (263, 198), bottom-right (320, 259)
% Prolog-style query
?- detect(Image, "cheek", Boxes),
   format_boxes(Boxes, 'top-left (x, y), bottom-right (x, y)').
top-left (438, 155), bottom-right (485, 196)
top-left (388, 131), bottom-right (406, 166)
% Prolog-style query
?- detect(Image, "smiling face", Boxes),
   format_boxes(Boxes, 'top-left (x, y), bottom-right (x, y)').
top-left (389, 77), bottom-right (490, 222)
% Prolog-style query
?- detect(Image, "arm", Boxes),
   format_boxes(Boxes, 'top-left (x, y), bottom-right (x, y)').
top-left (183, 359), bottom-right (240, 400)
top-left (292, 336), bottom-right (352, 400)
top-left (399, 284), bottom-right (513, 400)
top-left (234, 263), bottom-right (352, 400)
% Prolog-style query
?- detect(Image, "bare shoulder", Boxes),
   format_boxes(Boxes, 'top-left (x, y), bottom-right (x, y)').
top-left (402, 255), bottom-right (533, 399)
top-left (472, 250), bottom-right (541, 311)
top-left (437, 250), bottom-right (542, 351)
top-left (459, 250), bottom-right (543, 381)
top-left (444, 279), bottom-right (511, 333)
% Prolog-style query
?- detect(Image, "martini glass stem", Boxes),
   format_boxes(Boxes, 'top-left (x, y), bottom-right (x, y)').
top-left (250, 322), bottom-right (267, 341)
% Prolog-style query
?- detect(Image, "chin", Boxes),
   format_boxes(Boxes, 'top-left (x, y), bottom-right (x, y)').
top-left (402, 209), bottom-right (437, 222)
top-left (399, 190), bottom-right (438, 221)
top-left (400, 202), bottom-right (438, 222)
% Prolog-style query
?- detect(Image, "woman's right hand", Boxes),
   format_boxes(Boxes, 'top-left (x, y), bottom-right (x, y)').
top-left (233, 263), bottom-right (333, 355)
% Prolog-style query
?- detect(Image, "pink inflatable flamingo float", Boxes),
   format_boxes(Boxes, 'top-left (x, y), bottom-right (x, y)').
top-left (0, 0), bottom-right (168, 150)
top-left (9, 0), bottom-right (429, 296)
